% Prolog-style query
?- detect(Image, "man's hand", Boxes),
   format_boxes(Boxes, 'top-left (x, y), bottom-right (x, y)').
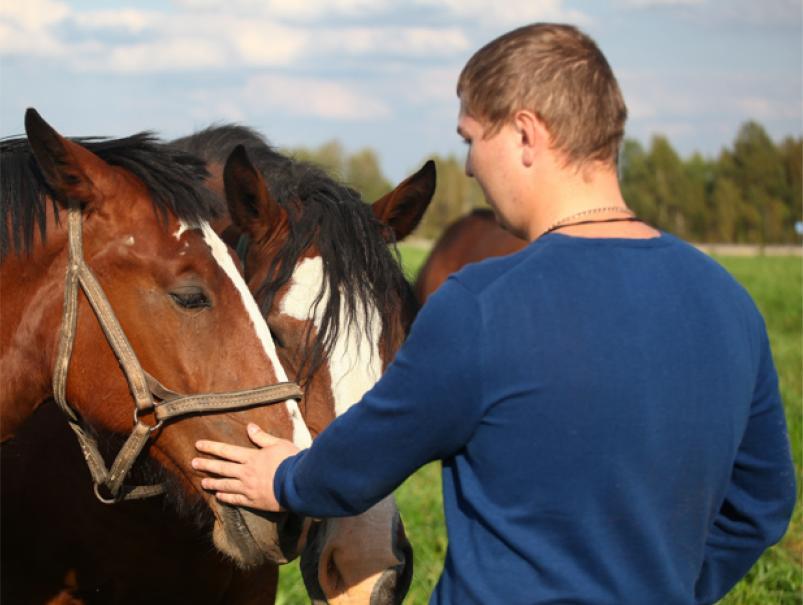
top-left (192, 423), bottom-right (300, 512)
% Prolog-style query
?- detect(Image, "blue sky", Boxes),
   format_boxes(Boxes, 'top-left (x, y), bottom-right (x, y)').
top-left (1, 0), bottom-right (800, 183)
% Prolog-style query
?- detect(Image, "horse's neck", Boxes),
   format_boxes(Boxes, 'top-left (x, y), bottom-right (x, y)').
top-left (0, 244), bottom-right (68, 441)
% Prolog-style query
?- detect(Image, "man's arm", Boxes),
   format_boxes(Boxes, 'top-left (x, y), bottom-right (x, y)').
top-left (194, 278), bottom-right (486, 517)
top-left (275, 278), bottom-right (486, 517)
top-left (694, 326), bottom-right (796, 604)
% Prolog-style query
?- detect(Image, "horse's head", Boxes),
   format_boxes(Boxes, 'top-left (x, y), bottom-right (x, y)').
top-left (221, 142), bottom-right (435, 604)
top-left (223, 144), bottom-right (434, 430)
top-left (0, 110), bottom-right (312, 568)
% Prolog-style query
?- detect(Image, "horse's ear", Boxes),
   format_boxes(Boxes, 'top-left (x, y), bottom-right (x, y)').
top-left (371, 160), bottom-right (436, 242)
top-left (24, 108), bottom-right (107, 208)
top-left (223, 145), bottom-right (283, 240)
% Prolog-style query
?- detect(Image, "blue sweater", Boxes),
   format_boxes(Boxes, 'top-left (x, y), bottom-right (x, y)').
top-left (275, 233), bottom-right (796, 605)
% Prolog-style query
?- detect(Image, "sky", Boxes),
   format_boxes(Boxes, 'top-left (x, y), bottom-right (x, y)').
top-left (1, 0), bottom-right (800, 183)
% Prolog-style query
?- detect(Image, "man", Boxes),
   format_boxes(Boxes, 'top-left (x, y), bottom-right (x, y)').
top-left (193, 23), bottom-right (795, 604)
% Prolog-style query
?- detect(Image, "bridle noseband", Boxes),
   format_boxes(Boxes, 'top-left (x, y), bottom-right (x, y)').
top-left (53, 201), bottom-right (303, 504)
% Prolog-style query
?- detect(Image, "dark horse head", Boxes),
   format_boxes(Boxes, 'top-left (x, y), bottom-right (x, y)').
top-left (172, 125), bottom-right (436, 605)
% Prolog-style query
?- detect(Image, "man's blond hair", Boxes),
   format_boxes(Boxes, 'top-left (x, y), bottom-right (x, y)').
top-left (457, 23), bottom-right (627, 167)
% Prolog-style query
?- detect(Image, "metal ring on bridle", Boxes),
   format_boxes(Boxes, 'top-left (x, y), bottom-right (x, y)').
top-left (133, 407), bottom-right (164, 433)
top-left (93, 482), bottom-right (119, 505)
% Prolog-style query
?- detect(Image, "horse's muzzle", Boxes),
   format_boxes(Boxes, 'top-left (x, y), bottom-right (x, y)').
top-left (212, 502), bottom-right (308, 567)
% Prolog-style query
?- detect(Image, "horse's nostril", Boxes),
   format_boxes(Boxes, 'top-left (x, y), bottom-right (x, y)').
top-left (324, 550), bottom-right (346, 593)
top-left (370, 528), bottom-right (413, 605)
top-left (370, 558), bottom-right (411, 605)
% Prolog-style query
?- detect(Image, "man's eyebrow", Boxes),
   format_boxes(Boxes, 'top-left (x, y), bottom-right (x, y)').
top-left (456, 126), bottom-right (466, 137)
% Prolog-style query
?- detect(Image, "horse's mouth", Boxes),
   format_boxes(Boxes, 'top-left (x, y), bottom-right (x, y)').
top-left (211, 500), bottom-right (308, 568)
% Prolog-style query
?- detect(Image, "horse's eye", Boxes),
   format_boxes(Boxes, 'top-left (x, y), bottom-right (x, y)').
top-left (170, 287), bottom-right (211, 310)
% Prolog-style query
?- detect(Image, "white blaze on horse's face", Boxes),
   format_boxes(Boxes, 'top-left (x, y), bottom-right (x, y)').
top-left (175, 221), bottom-right (312, 448)
top-left (281, 256), bottom-right (383, 416)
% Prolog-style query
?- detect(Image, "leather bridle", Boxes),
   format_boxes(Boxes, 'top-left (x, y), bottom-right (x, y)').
top-left (53, 201), bottom-right (303, 504)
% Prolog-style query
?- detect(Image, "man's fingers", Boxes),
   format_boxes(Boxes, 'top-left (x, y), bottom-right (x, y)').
top-left (247, 423), bottom-right (279, 448)
top-left (201, 477), bottom-right (246, 494)
top-left (195, 439), bottom-right (251, 463)
top-left (215, 491), bottom-right (251, 507)
top-left (192, 456), bottom-right (244, 478)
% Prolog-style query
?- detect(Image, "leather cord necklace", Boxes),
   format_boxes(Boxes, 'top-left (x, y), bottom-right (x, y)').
top-left (541, 216), bottom-right (641, 237)
top-left (538, 206), bottom-right (638, 239)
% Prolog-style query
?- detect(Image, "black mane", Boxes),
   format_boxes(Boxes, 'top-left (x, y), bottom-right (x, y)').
top-left (0, 133), bottom-right (221, 260)
top-left (172, 125), bottom-right (417, 383)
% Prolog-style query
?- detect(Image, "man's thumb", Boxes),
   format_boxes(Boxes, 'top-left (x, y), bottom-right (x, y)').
top-left (247, 423), bottom-right (277, 447)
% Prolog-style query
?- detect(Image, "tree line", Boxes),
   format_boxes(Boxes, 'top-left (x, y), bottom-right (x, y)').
top-left (287, 121), bottom-right (802, 244)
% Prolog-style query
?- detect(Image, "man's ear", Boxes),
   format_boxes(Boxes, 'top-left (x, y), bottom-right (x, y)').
top-left (513, 110), bottom-right (549, 168)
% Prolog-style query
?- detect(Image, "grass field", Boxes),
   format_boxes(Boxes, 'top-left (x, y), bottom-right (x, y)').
top-left (278, 250), bottom-right (802, 604)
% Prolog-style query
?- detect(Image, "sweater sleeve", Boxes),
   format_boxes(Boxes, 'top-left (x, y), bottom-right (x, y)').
top-left (274, 278), bottom-right (485, 517)
top-left (694, 322), bottom-right (797, 604)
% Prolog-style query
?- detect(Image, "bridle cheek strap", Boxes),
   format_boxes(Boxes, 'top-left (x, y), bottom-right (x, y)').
top-left (53, 202), bottom-right (303, 504)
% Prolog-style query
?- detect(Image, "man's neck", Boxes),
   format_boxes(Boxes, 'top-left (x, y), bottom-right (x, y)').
top-left (522, 159), bottom-right (628, 241)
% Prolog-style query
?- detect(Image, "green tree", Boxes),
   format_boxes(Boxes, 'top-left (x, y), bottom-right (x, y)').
top-left (725, 122), bottom-right (789, 244)
top-left (346, 148), bottom-right (391, 203)
top-left (778, 136), bottom-right (802, 242)
top-left (417, 154), bottom-right (485, 239)
top-left (620, 139), bottom-right (658, 225)
top-left (710, 177), bottom-right (744, 243)
top-left (683, 152), bottom-right (714, 241)
top-left (286, 141), bottom-right (393, 204)
top-left (289, 140), bottom-right (347, 180)
top-left (646, 135), bottom-right (695, 238)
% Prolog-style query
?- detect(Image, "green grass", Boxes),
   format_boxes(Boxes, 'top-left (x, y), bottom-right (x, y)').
top-left (278, 252), bottom-right (802, 604)
top-left (714, 256), bottom-right (803, 605)
top-left (394, 242), bottom-right (430, 284)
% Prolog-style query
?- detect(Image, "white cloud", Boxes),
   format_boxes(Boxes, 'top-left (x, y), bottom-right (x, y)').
top-left (0, 4), bottom-right (465, 73)
top-left (404, 66), bottom-right (463, 104)
top-left (241, 74), bottom-right (391, 119)
top-left (618, 0), bottom-right (702, 7)
top-left (102, 38), bottom-right (229, 72)
top-left (1, 8), bottom-right (311, 72)
top-left (188, 75), bottom-right (392, 121)
top-left (621, 69), bottom-right (802, 125)
top-left (173, 0), bottom-right (592, 26)
top-left (619, 71), bottom-right (702, 118)
top-left (415, 0), bottom-right (591, 26)
top-left (318, 26), bottom-right (469, 56)
top-left (186, 97), bottom-right (248, 123)
top-left (0, 0), bottom-right (70, 29)
top-left (0, 0), bottom-right (70, 56)
top-left (172, 0), bottom-right (395, 20)
top-left (72, 9), bottom-right (156, 33)
top-left (733, 97), bottom-right (801, 121)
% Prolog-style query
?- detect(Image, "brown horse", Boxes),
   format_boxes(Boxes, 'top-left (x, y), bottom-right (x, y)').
top-left (414, 208), bottom-right (527, 303)
top-left (173, 124), bottom-right (434, 604)
top-left (0, 111), bottom-right (312, 602)
top-left (1, 122), bottom-right (434, 604)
